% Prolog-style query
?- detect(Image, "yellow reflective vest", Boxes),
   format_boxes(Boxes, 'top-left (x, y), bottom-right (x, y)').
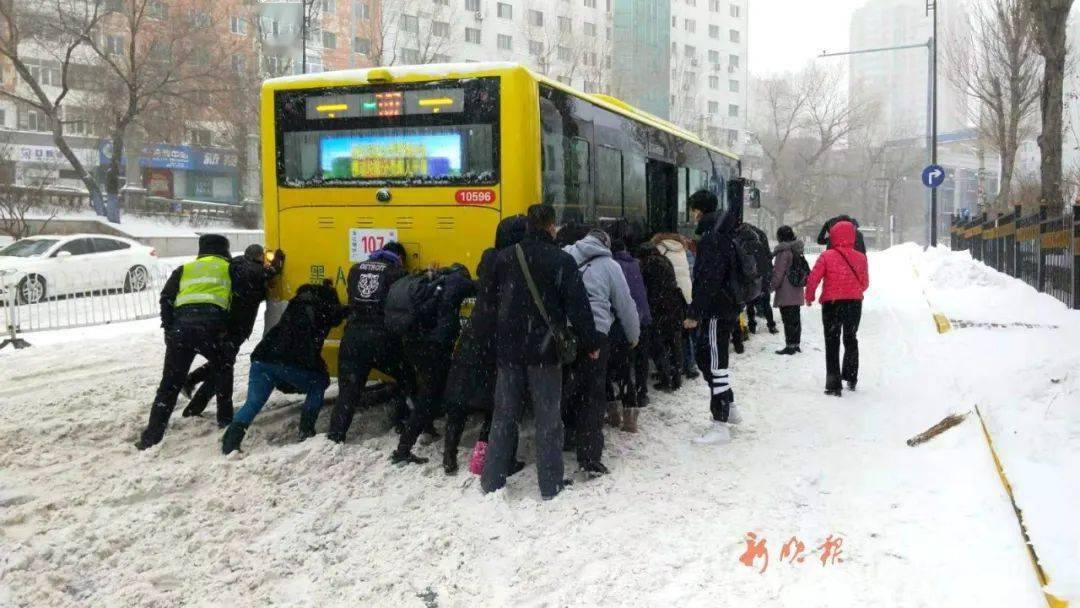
top-left (175, 256), bottom-right (232, 311)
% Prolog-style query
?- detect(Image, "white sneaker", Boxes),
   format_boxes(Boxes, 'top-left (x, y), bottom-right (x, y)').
top-left (726, 404), bottom-right (743, 425)
top-left (692, 421), bottom-right (731, 445)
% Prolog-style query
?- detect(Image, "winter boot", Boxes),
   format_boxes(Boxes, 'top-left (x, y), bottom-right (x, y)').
top-left (442, 420), bottom-right (464, 475)
top-left (636, 386), bottom-right (650, 406)
top-left (684, 367), bottom-right (699, 380)
top-left (768, 324), bottom-right (780, 335)
top-left (621, 408), bottom-right (639, 433)
top-left (605, 402), bottom-right (623, 427)
top-left (221, 422), bottom-right (248, 455)
top-left (135, 402), bottom-right (173, 451)
top-left (846, 380), bottom-right (858, 391)
top-left (775, 346), bottom-right (801, 355)
top-left (508, 460), bottom-right (527, 476)
top-left (692, 421), bottom-right (732, 445)
top-left (581, 461), bottom-right (610, 478)
top-left (298, 409), bottom-right (319, 441)
top-left (391, 449), bottom-right (429, 465)
top-left (825, 374), bottom-right (843, 397)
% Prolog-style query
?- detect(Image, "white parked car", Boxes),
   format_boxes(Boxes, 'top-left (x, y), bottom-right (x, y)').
top-left (0, 234), bottom-right (159, 304)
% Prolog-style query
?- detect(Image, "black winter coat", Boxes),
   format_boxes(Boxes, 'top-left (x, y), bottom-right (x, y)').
top-left (817, 215), bottom-right (867, 254)
top-left (482, 228), bottom-right (598, 366)
top-left (689, 211), bottom-right (742, 322)
top-left (443, 215), bottom-right (528, 411)
top-left (228, 255), bottom-right (279, 340)
top-left (422, 267), bottom-right (477, 349)
top-left (251, 282), bottom-right (346, 376)
top-left (638, 247), bottom-right (685, 334)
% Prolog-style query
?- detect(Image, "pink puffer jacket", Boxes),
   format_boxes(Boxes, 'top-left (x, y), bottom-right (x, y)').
top-left (805, 221), bottom-right (869, 304)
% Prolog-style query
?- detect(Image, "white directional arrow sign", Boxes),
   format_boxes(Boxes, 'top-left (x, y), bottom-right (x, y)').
top-left (922, 164), bottom-right (946, 188)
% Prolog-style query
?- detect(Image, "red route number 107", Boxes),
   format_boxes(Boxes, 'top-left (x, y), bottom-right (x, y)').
top-left (358, 235), bottom-right (385, 254)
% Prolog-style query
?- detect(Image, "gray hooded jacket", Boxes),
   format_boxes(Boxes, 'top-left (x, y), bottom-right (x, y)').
top-left (564, 235), bottom-right (641, 344)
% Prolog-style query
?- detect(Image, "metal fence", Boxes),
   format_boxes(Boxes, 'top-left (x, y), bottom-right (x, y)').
top-left (950, 205), bottom-right (1080, 309)
top-left (1, 263), bottom-right (176, 349)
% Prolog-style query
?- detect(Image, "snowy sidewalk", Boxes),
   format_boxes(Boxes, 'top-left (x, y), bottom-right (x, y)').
top-left (0, 246), bottom-right (1071, 607)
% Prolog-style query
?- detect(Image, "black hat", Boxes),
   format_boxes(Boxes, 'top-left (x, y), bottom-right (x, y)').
top-left (198, 234), bottom-right (230, 259)
top-left (244, 244), bottom-right (264, 262)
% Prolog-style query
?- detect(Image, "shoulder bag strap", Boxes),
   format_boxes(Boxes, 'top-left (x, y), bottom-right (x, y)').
top-left (835, 250), bottom-right (866, 289)
top-left (515, 244), bottom-right (555, 330)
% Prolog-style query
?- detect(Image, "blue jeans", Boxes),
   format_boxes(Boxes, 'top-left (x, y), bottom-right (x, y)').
top-left (234, 361), bottom-right (330, 426)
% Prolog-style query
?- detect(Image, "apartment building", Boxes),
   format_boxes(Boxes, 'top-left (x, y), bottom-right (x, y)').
top-left (0, 0), bottom-right (261, 202)
top-left (667, 0), bottom-right (749, 151)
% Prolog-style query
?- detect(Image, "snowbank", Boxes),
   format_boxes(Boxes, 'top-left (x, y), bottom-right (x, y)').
top-left (904, 244), bottom-right (1080, 602)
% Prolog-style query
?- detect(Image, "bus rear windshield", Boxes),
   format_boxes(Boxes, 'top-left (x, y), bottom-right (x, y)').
top-left (276, 78), bottom-right (499, 188)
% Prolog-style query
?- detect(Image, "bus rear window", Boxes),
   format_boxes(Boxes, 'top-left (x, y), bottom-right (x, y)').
top-left (276, 78), bottom-right (499, 188)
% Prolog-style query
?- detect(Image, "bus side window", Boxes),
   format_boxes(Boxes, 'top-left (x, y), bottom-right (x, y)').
top-left (623, 153), bottom-right (646, 228)
top-left (596, 144), bottom-right (623, 219)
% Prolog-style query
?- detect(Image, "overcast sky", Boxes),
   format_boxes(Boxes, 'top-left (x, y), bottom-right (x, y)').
top-left (748, 0), bottom-right (869, 76)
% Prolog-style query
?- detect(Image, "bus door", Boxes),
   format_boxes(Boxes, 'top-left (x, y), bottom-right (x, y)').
top-left (646, 159), bottom-right (679, 234)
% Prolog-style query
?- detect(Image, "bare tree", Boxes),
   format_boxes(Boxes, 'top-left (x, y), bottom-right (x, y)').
top-left (0, 139), bottom-right (72, 239)
top-left (749, 64), bottom-right (878, 229)
top-left (0, 0), bottom-right (243, 222)
top-left (0, 0), bottom-right (108, 217)
top-left (1027, 0), bottom-right (1075, 207)
top-left (946, 0), bottom-right (1040, 211)
top-left (368, 0), bottom-right (457, 66)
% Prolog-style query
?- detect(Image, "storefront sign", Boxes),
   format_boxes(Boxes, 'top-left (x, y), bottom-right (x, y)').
top-left (4, 144), bottom-right (97, 169)
top-left (98, 141), bottom-right (239, 174)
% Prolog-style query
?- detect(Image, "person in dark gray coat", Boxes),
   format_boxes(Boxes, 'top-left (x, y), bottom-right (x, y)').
top-left (771, 225), bottom-right (806, 355)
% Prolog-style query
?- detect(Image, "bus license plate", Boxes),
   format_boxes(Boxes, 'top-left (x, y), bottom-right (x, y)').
top-left (455, 189), bottom-right (496, 205)
top-left (349, 228), bottom-right (399, 262)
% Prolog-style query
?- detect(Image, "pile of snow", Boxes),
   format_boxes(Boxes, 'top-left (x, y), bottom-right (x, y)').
top-left (922, 247), bottom-right (1012, 289)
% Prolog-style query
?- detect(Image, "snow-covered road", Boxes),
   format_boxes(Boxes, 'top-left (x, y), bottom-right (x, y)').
top-left (0, 245), bottom-right (1074, 607)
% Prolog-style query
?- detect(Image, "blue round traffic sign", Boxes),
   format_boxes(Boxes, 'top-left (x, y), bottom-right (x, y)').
top-left (922, 164), bottom-right (946, 188)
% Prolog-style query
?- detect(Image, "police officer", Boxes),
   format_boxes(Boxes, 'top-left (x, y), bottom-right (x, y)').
top-left (326, 242), bottom-right (413, 443)
top-left (136, 234), bottom-right (234, 450)
top-left (181, 244), bottom-right (284, 418)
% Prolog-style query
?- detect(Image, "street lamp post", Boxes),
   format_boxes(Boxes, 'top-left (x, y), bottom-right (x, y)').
top-left (820, 0), bottom-right (941, 246)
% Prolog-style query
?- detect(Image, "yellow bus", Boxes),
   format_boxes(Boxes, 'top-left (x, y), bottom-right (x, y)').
top-left (260, 62), bottom-right (748, 372)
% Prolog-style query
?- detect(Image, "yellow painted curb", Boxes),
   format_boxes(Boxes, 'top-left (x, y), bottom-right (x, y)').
top-left (933, 313), bottom-right (952, 334)
top-left (974, 405), bottom-right (1069, 608)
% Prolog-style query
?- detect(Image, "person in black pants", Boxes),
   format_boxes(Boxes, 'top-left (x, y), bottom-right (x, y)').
top-left (805, 220), bottom-right (869, 396)
top-left (442, 215), bottom-right (528, 474)
top-left (182, 245), bottom-right (283, 418)
top-left (137, 234), bottom-right (234, 450)
top-left (684, 190), bottom-right (744, 445)
top-left (770, 226), bottom-right (806, 355)
top-left (326, 243), bottom-right (413, 444)
top-left (391, 264), bottom-right (476, 464)
top-left (738, 222), bottom-right (777, 335)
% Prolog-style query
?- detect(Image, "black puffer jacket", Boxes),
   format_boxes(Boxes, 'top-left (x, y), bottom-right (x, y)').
top-left (689, 210), bottom-right (742, 322)
top-left (444, 215), bottom-right (527, 410)
top-left (638, 245), bottom-right (685, 335)
top-left (483, 227), bottom-right (598, 366)
top-left (251, 282), bottom-right (346, 376)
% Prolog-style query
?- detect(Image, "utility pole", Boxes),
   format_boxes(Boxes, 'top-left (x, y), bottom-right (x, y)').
top-left (820, 4), bottom-right (940, 247)
top-left (927, 0), bottom-right (939, 246)
top-left (301, 0), bottom-right (308, 75)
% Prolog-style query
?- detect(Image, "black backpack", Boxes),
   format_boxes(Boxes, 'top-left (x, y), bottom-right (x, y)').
top-left (787, 254), bottom-right (810, 288)
top-left (384, 272), bottom-right (442, 336)
top-left (729, 228), bottom-right (764, 305)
